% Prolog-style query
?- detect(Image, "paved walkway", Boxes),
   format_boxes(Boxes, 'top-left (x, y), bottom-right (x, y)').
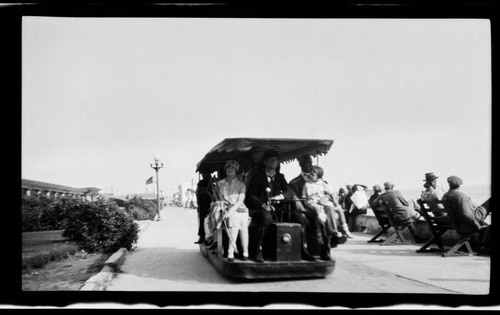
top-left (103, 206), bottom-right (493, 307)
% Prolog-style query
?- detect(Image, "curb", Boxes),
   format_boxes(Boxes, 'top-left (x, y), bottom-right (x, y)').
top-left (79, 220), bottom-right (153, 290)
top-left (80, 248), bottom-right (128, 291)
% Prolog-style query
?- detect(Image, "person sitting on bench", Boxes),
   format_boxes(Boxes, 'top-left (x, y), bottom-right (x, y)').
top-left (245, 149), bottom-right (295, 262)
top-left (217, 160), bottom-right (250, 261)
top-left (441, 175), bottom-right (491, 250)
top-left (373, 181), bottom-right (423, 243)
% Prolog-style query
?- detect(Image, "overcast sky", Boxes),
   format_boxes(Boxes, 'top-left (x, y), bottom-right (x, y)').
top-left (22, 17), bottom-right (491, 197)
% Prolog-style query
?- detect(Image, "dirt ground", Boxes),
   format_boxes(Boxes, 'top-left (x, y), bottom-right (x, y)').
top-left (22, 251), bottom-right (111, 291)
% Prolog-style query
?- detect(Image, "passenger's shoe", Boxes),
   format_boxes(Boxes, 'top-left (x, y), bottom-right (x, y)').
top-left (301, 248), bottom-right (316, 261)
top-left (330, 237), bottom-right (338, 248)
top-left (194, 238), bottom-right (205, 244)
top-left (343, 230), bottom-right (354, 239)
top-left (320, 251), bottom-right (332, 261)
top-left (337, 235), bottom-right (347, 245)
top-left (251, 250), bottom-right (264, 263)
top-left (340, 224), bottom-right (354, 239)
top-left (227, 255), bottom-right (235, 262)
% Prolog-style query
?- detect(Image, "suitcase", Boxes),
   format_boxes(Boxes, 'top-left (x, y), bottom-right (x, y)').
top-left (263, 222), bottom-right (302, 261)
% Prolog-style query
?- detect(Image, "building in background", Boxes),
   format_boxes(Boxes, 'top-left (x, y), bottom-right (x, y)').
top-left (177, 180), bottom-right (197, 208)
top-left (21, 179), bottom-right (100, 201)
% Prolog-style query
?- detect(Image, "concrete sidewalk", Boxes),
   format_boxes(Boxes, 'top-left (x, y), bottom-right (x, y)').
top-left (100, 206), bottom-right (491, 296)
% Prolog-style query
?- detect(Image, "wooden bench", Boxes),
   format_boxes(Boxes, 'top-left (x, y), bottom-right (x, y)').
top-left (378, 201), bottom-right (413, 246)
top-left (416, 199), bottom-right (475, 257)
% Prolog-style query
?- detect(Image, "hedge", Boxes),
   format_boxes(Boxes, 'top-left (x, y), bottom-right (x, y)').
top-left (22, 195), bottom-right (139, 253)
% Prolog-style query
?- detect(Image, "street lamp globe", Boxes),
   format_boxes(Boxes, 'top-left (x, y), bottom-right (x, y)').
top-left (154, 154), bottom-right (161, 164)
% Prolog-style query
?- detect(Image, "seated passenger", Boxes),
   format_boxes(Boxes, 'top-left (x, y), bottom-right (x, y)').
top-left (442, 175), bottom-right (491, 236)
top-left (302, 165), bottom-right (353, 239)
top-left (347, 184), bottom-right (369, 232)
top-left (289, 154), bottom-right (342, 260)
top-left (368, 184), bottom-right (383, 210)
top-left (245, 149), bottom-right (295, 262)
top-left (237, 152), bottom-right (256, 187)
top-left (373, 181), bottom-right (423, 243)
top-left (368, 184), bottom-right (386, 224)
top-left (215, 160), bottom-right (249, 261)
top-left (338, 187), bottom-right (347, 209)
top-left (420, 172), bottom-right (447, 215)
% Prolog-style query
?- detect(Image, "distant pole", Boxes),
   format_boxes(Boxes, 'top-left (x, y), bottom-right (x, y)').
top-left (150, 154), bottom-right (164, 221)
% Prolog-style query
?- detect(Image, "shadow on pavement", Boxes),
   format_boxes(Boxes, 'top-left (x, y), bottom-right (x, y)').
top-left (120, 246), bottom-right (232, 284)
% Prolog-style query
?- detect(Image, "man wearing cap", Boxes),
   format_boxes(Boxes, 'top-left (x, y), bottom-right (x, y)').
top-left (338, 188), bottom-right (347, 209)
top-left (442, 175), bottom-right (491, 237)
top-left (368, 184), bottom-right (384, 210)
top-left (373, 181), bottom-right (422, 242)
top-left (245, 149), bottom-right (295, 262)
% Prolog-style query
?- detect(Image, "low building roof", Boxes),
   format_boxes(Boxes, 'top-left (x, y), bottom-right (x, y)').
top-left (22, 179), bottom-right (101, 195)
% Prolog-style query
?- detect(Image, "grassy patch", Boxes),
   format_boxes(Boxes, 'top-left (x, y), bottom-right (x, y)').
top-left (22, 242), bottom-right (80, 270)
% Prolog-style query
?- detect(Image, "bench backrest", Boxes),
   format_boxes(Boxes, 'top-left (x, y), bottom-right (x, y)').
top-left (416, 199), bottom-right (453, 229)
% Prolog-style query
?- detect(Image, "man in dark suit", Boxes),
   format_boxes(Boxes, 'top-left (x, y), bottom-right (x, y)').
top-left (245, 149), bottom-right (295, 262)
top-left (194, 171), bottom-right (213, 244)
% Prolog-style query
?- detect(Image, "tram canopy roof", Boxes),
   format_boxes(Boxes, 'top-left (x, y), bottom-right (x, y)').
top-left (195, 137), bottom-right (334, 173)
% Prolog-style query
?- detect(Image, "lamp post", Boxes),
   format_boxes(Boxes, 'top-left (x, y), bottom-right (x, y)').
top-left (150, 154), bottom-right (163, 221)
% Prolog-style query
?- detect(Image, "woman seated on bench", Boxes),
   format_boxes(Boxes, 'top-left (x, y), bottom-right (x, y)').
top-left (420, 172), bottom-right (450, 223)
top-left (205, 160), bottom-right (249, 261)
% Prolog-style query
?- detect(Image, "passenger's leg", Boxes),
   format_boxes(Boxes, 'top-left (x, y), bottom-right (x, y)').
top-left (226, 225), bottom-right (239, 260)
top-left (334, 207), bottom-right (353, 238)
top-left (290, 209), bottom-right (315, 261)
top-left (240, 213), bottom-right (249, 259)
top-left (196, 206), bottom-right (210, 243)
top-left (474, 198), bottom-right (491, 224)
top-left (318, 220), bottom-right (332, 260)
top-left (249, 209), bottom-right (272, 262)
top-left (225, 213), bottom-right (238, 260)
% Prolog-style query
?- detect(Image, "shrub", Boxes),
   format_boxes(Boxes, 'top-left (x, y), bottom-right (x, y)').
top-left (22, 195), bottom-right (53, 232)
top-left (62, 198), bottom-right (139, 253)
top-left (126, 197), bottom-right (157, 221)
top-left (22, 195), bottom-right (82, 232)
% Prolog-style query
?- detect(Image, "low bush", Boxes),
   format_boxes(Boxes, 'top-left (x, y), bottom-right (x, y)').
top-left (62, 198), bottom-right (139, 253)
top-left (126, 197), bottom-right (157, 221)
top-left (22, 194), bottom-right (139, 253)
top-left (22, 195), bottom-right (53, 232)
